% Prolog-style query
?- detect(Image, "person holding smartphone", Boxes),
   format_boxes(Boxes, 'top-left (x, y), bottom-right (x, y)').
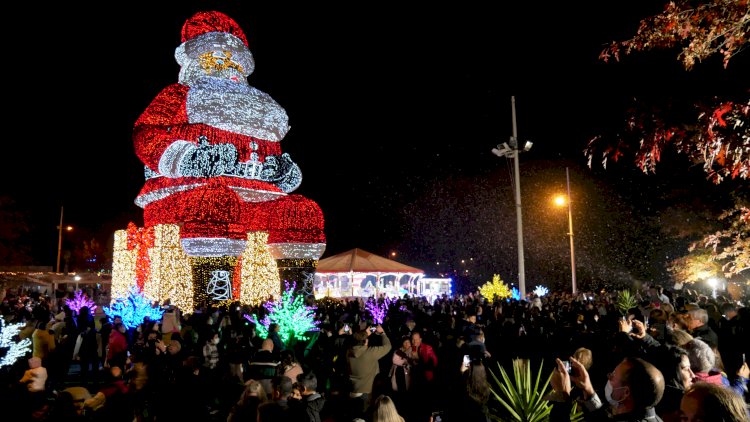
top-left (445, 357), bottom-right (491, 422)
top-left (347, 324), bottom-right (391, 413)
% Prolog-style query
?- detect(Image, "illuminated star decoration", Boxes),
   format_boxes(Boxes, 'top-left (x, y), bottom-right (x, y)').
top-left (244, 281), bottom-right (319, 344)
top-left (104, 285), bottom-right (165, 329)
top-left (365, 297), bottom-right (393, 324)
top-left (533, 285), bottom-right (549, 297)
top-left (65, 290), bottom-right (97, 314)
top-left (0, 319), bottom-right (31, 368)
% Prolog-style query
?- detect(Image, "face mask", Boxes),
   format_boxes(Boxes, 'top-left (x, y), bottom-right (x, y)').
top-left (604, 381), bottom-right (627, 407)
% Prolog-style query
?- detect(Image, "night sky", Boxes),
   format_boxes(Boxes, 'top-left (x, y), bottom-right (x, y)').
top-left (2, 1), bottom-right (747, 287)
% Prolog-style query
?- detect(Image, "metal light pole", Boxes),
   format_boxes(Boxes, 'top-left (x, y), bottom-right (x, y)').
top-left (56, 206), bottom-right (64, 273)
top-left (56, 206), bottom-right (73, 273)
top-left (565, 167), bottom-right (577, 295)
top-left (491, 96), bottom-right (532, 299)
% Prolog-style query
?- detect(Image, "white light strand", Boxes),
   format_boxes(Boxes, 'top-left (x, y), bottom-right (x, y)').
top-left (186, 77), bottom-right (289, 141)
top-left (268, 243), bottom-right (326, 260)
top-left (0, 319), bottom-right (31, 368)
top-left (181, 237), bottom-right (247, 257)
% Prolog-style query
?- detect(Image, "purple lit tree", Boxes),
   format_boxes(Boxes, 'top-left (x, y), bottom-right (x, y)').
top-left (365, 297), bottom-right (393, 324)
top-left (66, 290), bottom-right (97, 314)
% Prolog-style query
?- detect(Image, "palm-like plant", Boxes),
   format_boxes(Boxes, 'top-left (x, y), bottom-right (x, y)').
top-left (488, 359), bottom-right (552, 422)
top-left (615, 289), bottom-right (638, 315)
top-left (488, 359), bottom-right (585, 421)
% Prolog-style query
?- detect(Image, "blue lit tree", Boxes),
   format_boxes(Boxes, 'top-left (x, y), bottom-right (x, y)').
top-left (244, 281), bottom-right (319, 344)
top-left (104, 285), bottom-right (164, 329)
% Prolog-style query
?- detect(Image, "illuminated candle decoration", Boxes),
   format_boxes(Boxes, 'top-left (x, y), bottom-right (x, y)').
top-left (207, 270), bottom-right (232, 300)
top-left (66, 290), bottom-right (97, 314)
top-left (104, 285), bottom-right (165, 329)
top-left (245, 281), bottom-right (319, 345)
top-left (533, 285), bottom-right (549, 297)
top-left (0, 319), bottom-right (31, 368)
top-left (365, 297), bottom-right (393, 324)
top-left (191, 256), bottom-right (238, 309)
top-left (479, 274), bottom-right (512, 301)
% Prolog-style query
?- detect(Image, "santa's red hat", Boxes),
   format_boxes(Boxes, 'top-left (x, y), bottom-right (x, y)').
top-left (181, 11), bottom-right (248, 46)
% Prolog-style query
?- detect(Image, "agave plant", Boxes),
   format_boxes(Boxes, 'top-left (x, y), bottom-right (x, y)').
top-left (488, 358), bottom-right (585, 422)
top-left (615, 289), bottom-right (638, 315)
top-left (488, 359), bottom-right (552, 422)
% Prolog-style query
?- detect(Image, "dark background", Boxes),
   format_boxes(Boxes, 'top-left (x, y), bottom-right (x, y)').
top-left (1, 1), bottom-right (747, 287)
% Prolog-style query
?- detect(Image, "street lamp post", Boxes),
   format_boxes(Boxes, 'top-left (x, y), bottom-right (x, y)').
top-left (491, 96), bottom-right (532, 299)
top-left (554, 168), bottom-right (577, 294)
top-left (56, 206), bottom-right (73, 273)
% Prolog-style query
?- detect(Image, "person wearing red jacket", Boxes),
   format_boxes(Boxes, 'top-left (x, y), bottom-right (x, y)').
top-left (411, 331), bottom-right (438, 383)
top-left (106, 323), bottom-right (129, 370)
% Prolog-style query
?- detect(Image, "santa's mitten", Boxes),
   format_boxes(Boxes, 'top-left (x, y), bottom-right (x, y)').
top-left (178, 136), bottom-right (238, 177)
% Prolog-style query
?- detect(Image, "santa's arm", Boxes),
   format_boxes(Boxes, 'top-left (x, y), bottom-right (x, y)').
top-left (133, 84), bottom-right (238, 178)
top-left (133, 84), bottom-right (193, 175)
top-left (134, 84), bottom-right (282, 178)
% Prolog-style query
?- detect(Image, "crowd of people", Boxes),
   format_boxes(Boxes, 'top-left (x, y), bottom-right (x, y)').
top-left (1, 282), bottom-right (749, 421)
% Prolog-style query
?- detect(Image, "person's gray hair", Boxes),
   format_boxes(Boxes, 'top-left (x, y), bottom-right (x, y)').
top-left (688, 308), bottom-right (708, 324)
top-left (685, 338), bottom-right (715, 373)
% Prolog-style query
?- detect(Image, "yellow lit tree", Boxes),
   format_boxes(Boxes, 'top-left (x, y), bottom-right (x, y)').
top-left (479, 274), bottom-right (512, 301)
top-left (240, 232), bottom-right (281, 306)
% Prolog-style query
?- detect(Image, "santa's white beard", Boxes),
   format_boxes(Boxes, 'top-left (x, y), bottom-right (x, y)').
top-left (185, 77), bottom-right (289, 141)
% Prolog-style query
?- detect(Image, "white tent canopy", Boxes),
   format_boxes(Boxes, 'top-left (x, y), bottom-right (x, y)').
top-left (314, 248), bottom-right (425, 298)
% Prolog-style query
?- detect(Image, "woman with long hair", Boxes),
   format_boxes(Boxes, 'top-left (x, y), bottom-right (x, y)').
top-left (680, 382), bottom-right (750, 422)
top-left (653, 344), bottom-right (693, 422)
top-left (444, 358), bottom-right (491, 422)
top-left (371, 395), bottom-right (405, 422)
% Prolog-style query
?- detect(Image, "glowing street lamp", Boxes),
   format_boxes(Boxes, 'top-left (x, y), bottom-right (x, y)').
top-left (553, 167), bottom-right (577, 295)
top-left (707, 277), bottom-right (718, 298)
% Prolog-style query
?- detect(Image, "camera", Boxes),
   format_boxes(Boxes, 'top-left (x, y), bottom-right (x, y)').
top-left (562, 360), bottom-right (572, 375)
top-left (463, 354), bottom-right (471, 369)
top-left (343, 324), bottom-right (350, 333)
top-left (369, 326), bottom-right (377, 333)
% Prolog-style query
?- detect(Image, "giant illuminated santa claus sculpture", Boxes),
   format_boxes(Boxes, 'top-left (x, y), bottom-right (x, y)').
top-left (111, 11), bottom-right (325, 312)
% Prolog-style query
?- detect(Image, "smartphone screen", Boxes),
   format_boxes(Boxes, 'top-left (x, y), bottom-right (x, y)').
top-left (463, 354), bottom-right (471, 368)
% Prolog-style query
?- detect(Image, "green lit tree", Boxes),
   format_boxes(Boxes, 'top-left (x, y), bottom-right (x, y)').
top-left (245, 281), bottom-right (319, 345)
